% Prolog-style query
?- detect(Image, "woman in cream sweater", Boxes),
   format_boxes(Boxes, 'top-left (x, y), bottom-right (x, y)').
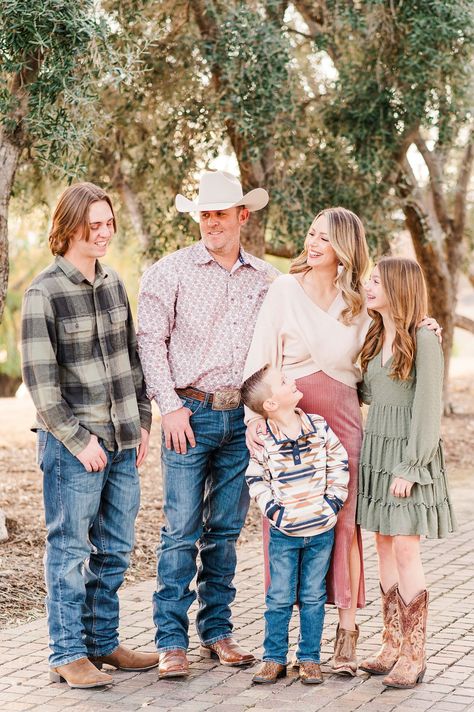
top-left (244, 207), bottom-right (371, 675)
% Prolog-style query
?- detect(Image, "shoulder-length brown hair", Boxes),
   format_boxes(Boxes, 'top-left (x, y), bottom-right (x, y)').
top-left (360, 257), bottom-right (428, 381)
top-left (290, 207), bottom-right (370, 324)
top-left (49, 182), bottom-right (116, 256)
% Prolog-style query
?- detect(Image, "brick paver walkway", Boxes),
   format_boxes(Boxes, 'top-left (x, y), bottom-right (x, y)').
top-left (1, 517), bottom-right (473, 712)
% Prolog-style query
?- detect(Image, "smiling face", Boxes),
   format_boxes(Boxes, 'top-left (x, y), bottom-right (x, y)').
top-left (304, 214), bottom-right (339, 271)
top-left (199, 206), bottom-right (249, 257)
top-left (65, 200), bottom-right (115, 262)
top-left (365, 265), bottom-right (389, 313)
top-left (263, 368), bottom-right (303, 414)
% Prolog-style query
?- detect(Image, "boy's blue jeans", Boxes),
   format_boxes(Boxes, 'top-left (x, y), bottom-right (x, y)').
top-left (39, 430), bottom-right (140, 667)
top-left (263, 526), bottom-right (334, 665)
top-left (153, 397), bottom-right (250, 651)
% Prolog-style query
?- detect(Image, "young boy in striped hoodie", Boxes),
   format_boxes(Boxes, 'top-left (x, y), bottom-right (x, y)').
top-left (241, 365), bottom-right (349, 685)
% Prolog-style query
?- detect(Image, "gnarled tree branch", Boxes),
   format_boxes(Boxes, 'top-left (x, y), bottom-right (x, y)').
top-left (454, 313), bottom-right (474, 335)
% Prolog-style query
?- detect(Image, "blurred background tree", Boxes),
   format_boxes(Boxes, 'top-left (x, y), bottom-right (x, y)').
top-left (1, 0), bottom-right (473, 407)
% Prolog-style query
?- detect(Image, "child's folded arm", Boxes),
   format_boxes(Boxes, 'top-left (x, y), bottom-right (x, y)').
top-left (244, 452), bottom-right (282, 522)
top-left (324, 423), bottom-right (350, 508)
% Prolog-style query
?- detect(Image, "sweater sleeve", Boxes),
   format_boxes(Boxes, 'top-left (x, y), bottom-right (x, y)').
top-left (323, 423), bottom-right (349, 512)
top-left (392, 329), bottom-right (444, 485)
top-left (243, 279), bottom-right (284, 424)
top-left (245, 448), bottom-right (283, 523)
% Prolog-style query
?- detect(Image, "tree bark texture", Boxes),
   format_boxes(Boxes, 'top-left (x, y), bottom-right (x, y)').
top-left (0, 135), bottom-right (21, 324)
top-left (400, 130), bottom-right (474, 413)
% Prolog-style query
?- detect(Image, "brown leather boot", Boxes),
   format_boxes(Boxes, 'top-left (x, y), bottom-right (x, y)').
top-left (49, 657), bottom-right (113, 688)
top-left (158, 649), bottom-right (190, 678)
top-left (200, 638), bottom-right (256, 666)
top-left (299, 661), bottom-right (323, 684)
top-left (383, 589), bottom-right (428, 689)
top-left (359, 583), bottom-right (401, 675)
top-left (330, 624), bottom-right (359, 676)
top-left (252, 662), bottom-right (287, 684)
top-left (91, 644), bottom-right (160, 671)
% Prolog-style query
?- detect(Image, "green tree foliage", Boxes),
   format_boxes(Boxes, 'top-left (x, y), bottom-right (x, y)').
top-left (0, 0), bottom-right (129, 322)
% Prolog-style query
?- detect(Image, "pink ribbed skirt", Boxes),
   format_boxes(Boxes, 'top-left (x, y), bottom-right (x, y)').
top-left (262, 371), bottom-right (365, 609)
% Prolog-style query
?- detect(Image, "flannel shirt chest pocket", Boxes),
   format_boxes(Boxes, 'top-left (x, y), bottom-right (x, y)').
top-left (61, 316), bottom-right (93, 338)
top-left (58, 316), bottom-right (94, 362)
top-left (108, 305), bottom-right (128, 328)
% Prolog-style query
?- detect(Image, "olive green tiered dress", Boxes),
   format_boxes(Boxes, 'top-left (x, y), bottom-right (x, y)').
top-left (357, 328), bottom-right (456, 538)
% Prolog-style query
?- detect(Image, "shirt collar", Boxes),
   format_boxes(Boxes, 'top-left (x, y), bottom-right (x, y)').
top-left (55, 256), bottom-right (108, 285)
top-left (192, 239), bottom-right (266, 271)
top-left (266, 408), bottom-right (318, 444)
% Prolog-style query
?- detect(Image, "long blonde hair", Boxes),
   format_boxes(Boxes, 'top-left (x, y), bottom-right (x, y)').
top-left (290, 207), bottom-right (370, 324)
top-left (49, 182), bottom-right (116, 256)
top-left (360, 257), bottom-right (429, 381)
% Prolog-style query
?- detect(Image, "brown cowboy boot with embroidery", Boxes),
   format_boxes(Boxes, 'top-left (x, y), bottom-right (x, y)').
top-left (359, 583), bottom-right (401, 675)
top-left (330, 624), bottom-right (359, 676)
top-left (383, 589), bottom-right (428, 689)
top-left (252, 661), bottom-right (287, 684)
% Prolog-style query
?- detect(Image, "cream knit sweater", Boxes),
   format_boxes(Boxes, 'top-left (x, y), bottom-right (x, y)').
top-left (243, 274), bottom-right (371, 417)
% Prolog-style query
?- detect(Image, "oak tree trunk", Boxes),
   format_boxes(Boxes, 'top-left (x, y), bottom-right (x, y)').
top-left (0, 134), bottom-right (21, 324)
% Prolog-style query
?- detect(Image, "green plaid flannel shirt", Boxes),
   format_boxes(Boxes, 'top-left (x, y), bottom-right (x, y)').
top-left (21, 256), bottom-right (151, 455)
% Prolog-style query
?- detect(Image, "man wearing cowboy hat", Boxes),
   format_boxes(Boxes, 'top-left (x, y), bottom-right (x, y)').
top-left (137, 170), bottom-right (278, 678)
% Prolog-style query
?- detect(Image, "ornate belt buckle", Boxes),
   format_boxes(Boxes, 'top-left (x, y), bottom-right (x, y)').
top-left (212, 388), bottom-right (241, 411)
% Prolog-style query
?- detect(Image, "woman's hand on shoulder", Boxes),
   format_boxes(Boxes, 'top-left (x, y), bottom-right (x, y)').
top-left (418, 316), bottom-right (442, 343)
top-left (246, 418), bottom-right (267, 454)
top-left (390, 477), bottom-right (414, 498)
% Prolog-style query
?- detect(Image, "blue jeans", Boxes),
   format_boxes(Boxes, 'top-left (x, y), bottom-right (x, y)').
top-left (39, 430), bottom-right (140, 667)
top-left (153, 397), bottom-right (250, 651)
top-left (263, 526), bottom-right (334, 665)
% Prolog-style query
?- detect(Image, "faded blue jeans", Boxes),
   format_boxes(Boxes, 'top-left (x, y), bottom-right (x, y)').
top-left (39, 430), bottom-right (140, 667)
top-left (153, 396), bottom-right (250, 651)
top-left (263, 526), bottom-right (334, 665)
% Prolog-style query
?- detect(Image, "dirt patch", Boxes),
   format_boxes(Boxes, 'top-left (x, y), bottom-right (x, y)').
top-left (0, 376), bottom-right (472, 629)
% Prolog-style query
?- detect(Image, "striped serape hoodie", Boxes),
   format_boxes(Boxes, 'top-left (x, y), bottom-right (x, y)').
top-left (245, 409), bottom-right (349, 537)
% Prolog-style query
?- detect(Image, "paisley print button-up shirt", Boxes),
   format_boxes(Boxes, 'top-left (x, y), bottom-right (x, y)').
top-left (137, 240), bottom-right (279, 415)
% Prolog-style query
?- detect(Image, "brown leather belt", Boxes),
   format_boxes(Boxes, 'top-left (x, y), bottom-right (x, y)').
top-left (176, 387), bottom-right (241, 411)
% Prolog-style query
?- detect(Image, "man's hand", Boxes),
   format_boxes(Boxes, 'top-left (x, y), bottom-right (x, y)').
top-left (245, 418), bottom-right (267, 454)
top-left (136, 427), bottom-right (150, 467)
top-left (418, 316), bottom-right (442, 343)
top-left (390, 477), bottom-right (414, 498)
top-left (161, 407), bottom-right (196, 454)
top-left (76, 434), bottom-right (107, 473)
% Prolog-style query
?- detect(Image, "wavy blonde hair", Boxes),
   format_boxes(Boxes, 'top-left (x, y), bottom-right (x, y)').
top-left (360, 257), bottom-right (428, 381)
top-left (290, 207), bottom-right (370, 324)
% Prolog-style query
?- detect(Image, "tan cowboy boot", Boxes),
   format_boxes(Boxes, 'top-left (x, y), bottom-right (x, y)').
top-left (158, 649), bottom-right (190, 679)
top-left (91, 644), bottom-right (160, 671)
top-left (383, 589), bottom-right (428, 689)
top-left (200, 638), bottom-right (256, 666)
top-left (252, 661), bottom-right (287, 684)
top-left (330, 624), bottom-right (359, 675)
top-left (49, 657), bottom-right (113, 688)
top-left (359, 583), bottom-right (401, 675)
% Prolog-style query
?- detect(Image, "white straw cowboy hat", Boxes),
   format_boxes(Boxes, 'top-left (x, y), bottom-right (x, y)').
top-left (175, 170), bottom-right (269, 213)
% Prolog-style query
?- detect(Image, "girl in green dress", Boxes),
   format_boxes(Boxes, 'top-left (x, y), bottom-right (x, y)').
top-left (356, 257), bottom-right (456, 689)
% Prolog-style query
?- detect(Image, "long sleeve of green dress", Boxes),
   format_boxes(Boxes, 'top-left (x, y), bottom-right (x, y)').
top-left (391, 328), bottom-right (444, 485)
